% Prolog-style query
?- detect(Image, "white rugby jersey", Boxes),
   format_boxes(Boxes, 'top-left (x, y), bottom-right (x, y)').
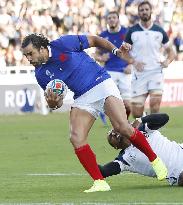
top-left (125, 23), bottom-right (169, 72)
top-left (117, 126), bottom-right (183, 185)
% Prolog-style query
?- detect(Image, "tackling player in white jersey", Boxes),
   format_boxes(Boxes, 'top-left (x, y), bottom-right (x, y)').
top-left (99, 113), bottom-right (183, 186)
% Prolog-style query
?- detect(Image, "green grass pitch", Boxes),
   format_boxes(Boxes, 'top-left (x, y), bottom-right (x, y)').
top-left (0, 107), bottom-right (183, 204)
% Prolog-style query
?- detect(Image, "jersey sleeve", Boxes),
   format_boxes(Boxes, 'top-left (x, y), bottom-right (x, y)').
top-left (161, 29), bottom-right (169, 44)
top-left (125, 28), bottom-right (133, 45)
top-left (53, 35), bottom-right (90, 51)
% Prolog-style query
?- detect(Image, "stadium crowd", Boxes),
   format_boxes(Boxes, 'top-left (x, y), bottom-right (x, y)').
top-left (0, 0), bottom-right (182, 67)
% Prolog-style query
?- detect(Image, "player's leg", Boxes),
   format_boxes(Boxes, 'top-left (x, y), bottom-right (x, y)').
top-left (131, 73), bottom-right (148, 118)
top-left (149, 92), bottom-right (162, 113)
top-left (104, 96), bottom-right (167, 180)
top-left (149, 91), bottom-right (162, 113)
top-left (70, 107), bottom-right (110, 192)
top-left (131, 94), bottom-right (147, 118)
top-left (70, 107), bottom-right (102, 179)
top-left (148, 72), bottom-right (164, 113)
top-left (114, 71), bottom-right (132, 119)
top-left (99, 111), bottom-right (108, 126)
top-left (123, 99), bottom-right (131, 119)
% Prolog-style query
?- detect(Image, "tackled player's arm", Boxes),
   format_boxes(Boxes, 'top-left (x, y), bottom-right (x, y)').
top-left (87, 35), bottom-right (134, 64)
top-left (178, 171), bottom-right (183, 186)
top-left (138, 113), bottom-right (169, 130)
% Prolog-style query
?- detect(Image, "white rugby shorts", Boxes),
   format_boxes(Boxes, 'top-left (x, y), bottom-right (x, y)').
top-left (131, 70), bottom-right (164, 97)
top-left (72, 78), bottom-right (122, 118)
top-left (108, 71), bottom-right (131, 100)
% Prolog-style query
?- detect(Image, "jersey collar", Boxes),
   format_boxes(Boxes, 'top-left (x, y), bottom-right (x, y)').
top-left (47, 46), bottom-right (52, 58)
top-left (107, 25), bottom-right (121, 33)
top-left (139, 22), bottom-right (154, 31)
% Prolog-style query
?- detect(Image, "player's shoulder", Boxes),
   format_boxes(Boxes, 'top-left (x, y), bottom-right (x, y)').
top-left (119, 26), bottom-right (128, 33)
top-left (150, 23), bottom-right (166, 33)
top-left (127, 24), bottom-right (143, 33)
top-left (49, 35), bottom-right (65, 47)
top-left (51, 35), bottom-right (82, 43)
top-left (100, 30), bottom-right (109, 37)
top-left (129, 24), bottom-right (142, 30)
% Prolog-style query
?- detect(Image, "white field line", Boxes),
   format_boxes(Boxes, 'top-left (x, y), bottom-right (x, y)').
top-left (1, 203), bottom-right (183, 205)
top-left (26, 172), bottom-right (136, 176)
top-left (26, 173), bottom-right (87, 176)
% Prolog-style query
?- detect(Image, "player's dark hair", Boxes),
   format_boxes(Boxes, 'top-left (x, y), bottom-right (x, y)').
top-left (106, 11), bottom-right (119, 19)
top-left (21, 33), bottom-right (49, 49)
top-left (138, 1), bottom-right (152, 11)
top-left (178, 171), bottom-right (183, 186)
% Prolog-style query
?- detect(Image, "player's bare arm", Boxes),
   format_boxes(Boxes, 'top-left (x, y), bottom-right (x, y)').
top-left (87, 35), bottom-right (134, 64)
top-left (93, 49), bottom-right (110, 63)
top-left (178, 172), bottom-right (183, 186)
top-left (119, 42), bottom-right (146, 71)
top-left (160, 45), bottom-right (175, 68)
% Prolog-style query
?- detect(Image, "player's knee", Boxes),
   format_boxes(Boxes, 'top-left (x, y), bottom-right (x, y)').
top-left (132, 110), bottom-right (143, 118)
top-left (150, 102), bottom-right (160, 113)
top-left (125, 103), bottom-right (131, 113)
top-left (131, 106), bottom-right (144, 118)
top-left (113, 122), bottom-right (133, 138)
top-left (149, 93), bottom-right (162, 112)
top-left (70, 130), bottom-right (86, 147)
top-left (131, 96), bottom-right (146, 117)
top-left (178, 171), bottom-right (183, 186)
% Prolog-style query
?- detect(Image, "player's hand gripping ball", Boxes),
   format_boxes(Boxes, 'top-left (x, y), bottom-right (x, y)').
top-left (46, 79), bottom-right (68, 98)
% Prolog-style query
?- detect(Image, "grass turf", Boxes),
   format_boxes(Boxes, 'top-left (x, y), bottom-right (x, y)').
top-left (0, 107), bottom-right (183, 204)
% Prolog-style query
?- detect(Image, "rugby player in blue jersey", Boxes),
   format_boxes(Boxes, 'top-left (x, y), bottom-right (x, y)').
top-left (95, 11), bottom-right (131, 121)
top-left (21, 33), bottom-right (167, 192)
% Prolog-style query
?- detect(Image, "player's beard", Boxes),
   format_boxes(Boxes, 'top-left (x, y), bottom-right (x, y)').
top-left (140, 13), bottom-right (151, 22)
top-left (31, 57), bottom-right (45, 67)
top-left (109, 23), bottom-right (118, 31)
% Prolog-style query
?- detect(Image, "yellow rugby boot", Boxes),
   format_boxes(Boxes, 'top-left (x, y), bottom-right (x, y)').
top-left (84, 180), bottom-right (111, 193)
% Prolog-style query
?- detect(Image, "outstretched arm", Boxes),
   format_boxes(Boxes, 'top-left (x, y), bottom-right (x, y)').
top-left (140, 113), bottom-right (169, 130)
top-left (98, 161), bottom-right (122, 178)
top-left (178, 171), bottom-right (183, 186)
top-left (87, 35), bottom-right (134, 64)
top-left (93, 48), bottom-right (110, 63)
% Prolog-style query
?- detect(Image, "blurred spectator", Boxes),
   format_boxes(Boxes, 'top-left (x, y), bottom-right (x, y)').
top-left (173, 32), bottom-right (183, 60)
top-left (0, 0), bottom-right (182, 66)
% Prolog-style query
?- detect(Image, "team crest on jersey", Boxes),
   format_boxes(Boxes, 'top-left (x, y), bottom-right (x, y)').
top-left (59, 53), bottom-right (68, 62)
top-left (46, 70), bottom-right (54, 79)
top-left (155, 34), bottom-right (161, 41)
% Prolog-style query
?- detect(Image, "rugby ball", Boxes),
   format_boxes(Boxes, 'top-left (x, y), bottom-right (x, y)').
top-left (46, 79), bottom-right (67, 98)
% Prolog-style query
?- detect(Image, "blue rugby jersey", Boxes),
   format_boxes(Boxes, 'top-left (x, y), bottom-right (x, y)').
top-left (34, 35), bottom-right (110, 99)
top-left (99, 26), bottom-right (128, 72)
